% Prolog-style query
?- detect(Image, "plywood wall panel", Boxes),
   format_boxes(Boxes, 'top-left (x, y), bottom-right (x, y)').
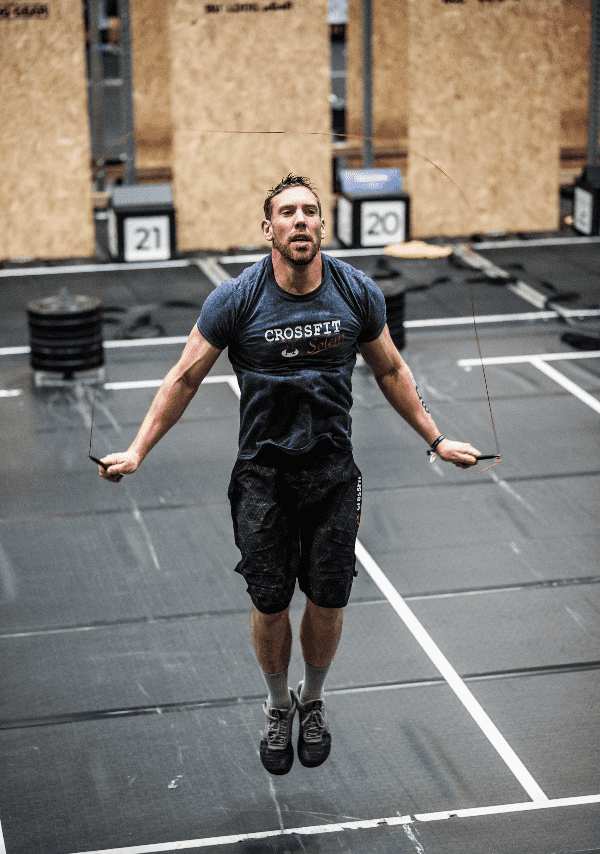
top-left (346, 0), bottom-right (408, 143)
top-left (407, 0), bottom-right (562, 238)
top-left (0, 1), bottom-right (94, 260)
top-left (168, 0), bottom-right (332, 251)
top-left (130, 0), bottom-right (172, 170)
top-left (561, 0), bottom-right (590, 150)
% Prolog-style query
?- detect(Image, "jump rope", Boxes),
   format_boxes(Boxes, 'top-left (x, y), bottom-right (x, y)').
top-left (87, 128), bottom-right (501, 473)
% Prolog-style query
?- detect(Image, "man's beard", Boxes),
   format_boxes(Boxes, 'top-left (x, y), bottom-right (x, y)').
top-left (272, 232), bottom-right (321, 267)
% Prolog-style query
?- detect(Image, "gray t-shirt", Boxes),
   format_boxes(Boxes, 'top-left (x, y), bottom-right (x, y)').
top-left (197, 253), bottom-right (386, 458)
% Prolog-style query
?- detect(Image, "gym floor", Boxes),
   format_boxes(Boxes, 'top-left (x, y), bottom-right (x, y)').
top-left (0, 234), bottom-right (599, 853)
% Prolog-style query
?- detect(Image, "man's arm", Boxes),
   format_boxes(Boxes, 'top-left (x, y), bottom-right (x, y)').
top-left (98, 326), bottom-right (223, 482)
top-left (359, 325), bottom-right (481, 468)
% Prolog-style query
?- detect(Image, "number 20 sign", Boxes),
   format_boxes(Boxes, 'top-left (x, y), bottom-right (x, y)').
top-left (360, 200), bottom-right (406, 247)
top-left (124, 215), bottom-right (171, 262)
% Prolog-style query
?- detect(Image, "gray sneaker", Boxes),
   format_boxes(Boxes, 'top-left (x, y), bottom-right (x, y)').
top-left (296, 682), bottom-right (332, 768)
top-left (259, 691), bottom-right (297, 776)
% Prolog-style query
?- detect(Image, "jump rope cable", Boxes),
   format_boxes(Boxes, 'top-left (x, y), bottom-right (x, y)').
top-left (469, 282), bottom-right (502, 472)
top-left (86, 128), bottom-right (501, 472)
top-left (87, 144), bottom-right (117, 472)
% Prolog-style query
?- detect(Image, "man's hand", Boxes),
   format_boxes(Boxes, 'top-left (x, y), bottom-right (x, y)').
top-left (434, 439), bottom-right (482, 469)
top-left (97, 450), bottom-right (141, 483)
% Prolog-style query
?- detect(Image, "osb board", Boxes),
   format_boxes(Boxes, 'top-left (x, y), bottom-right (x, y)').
top-left (406, 0), bottom-right (561, 238)
top-left (561, 0), bottom-right (590, 150)
top-left (345, 0), bottom-right (408, 143)
top-left (0, 1), bottom-right (94, 260)
top-left (130, 0), bottom-right (172, 170)
top-left (168, 0), bottom-right (332, 251)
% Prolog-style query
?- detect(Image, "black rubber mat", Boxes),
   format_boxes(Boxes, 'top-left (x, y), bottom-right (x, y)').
top-left (1, 242), bottom-right (600, 854)
top-left (469, 669), bottom-right (600, 801)
top-left (479, 244), bottom-right (600, 309)
top-left (0, 264), bottom-right (214, 346)
top-left (221, 253), bottom-right (537, 322)
top-left (0, 686), bottom-right (528, 853)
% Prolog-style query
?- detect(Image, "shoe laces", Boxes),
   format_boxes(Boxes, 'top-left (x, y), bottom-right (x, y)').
top-left (265, 708), bottom-right (293, 748)
top-left (300, 704), bottom-right (326, 743)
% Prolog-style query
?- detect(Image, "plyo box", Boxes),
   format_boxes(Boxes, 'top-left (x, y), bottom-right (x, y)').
top-left (336, 169), bottom-right (410, 248)
top-left (573, 177), bottom-right (600, 236)
top-left (108, 183), bottom-right (176, 262)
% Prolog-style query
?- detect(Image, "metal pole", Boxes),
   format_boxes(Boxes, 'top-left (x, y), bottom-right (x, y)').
top-left (118, 0), bottom-right (137, 185)
top-left (88, 0), bottom-right (105, 189)
top-left (587, 0), bottom-right (600, 183)
top-left (361, 0), bottom-right (374, 169)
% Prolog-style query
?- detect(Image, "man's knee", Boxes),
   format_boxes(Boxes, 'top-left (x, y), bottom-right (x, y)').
top-left (252, 604), bottom-right (290, 625)
top-left (304, 598), bottom-right (343, 624)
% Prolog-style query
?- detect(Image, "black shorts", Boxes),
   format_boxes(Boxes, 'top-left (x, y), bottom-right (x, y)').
top-left (227, 443), bottom-right (362, 614)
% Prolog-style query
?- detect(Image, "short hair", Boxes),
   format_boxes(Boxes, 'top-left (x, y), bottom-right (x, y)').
top-left (263, 174), bottom-right (321, 221)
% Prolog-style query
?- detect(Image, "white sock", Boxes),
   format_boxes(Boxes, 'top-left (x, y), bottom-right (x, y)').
top-left (300, 663), bottom-right (329, 703)
top-left (262, 667), bottom-right (292, 710)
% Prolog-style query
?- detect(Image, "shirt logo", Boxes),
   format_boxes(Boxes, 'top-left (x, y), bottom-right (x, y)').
top-left (265, 320), bottom-right (343, 358)
top-left (307, 332), bottom-right (345, 355)
top-left (265, 320), bottom-right (342, 343)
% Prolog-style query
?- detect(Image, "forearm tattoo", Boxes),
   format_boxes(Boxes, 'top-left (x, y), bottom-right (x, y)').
top-left (410, 371), bottom-right (430, 413)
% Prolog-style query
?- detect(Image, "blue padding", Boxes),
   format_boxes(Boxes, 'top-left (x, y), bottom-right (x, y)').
top-left (339, 168), bottom-right (403, 196)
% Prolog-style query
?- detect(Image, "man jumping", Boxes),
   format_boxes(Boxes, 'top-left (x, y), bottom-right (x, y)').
top-left (97, 174), bottom-right (481, 775)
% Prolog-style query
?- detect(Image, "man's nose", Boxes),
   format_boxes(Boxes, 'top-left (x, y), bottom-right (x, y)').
top-left (293, 209), bottom-right (307, 225)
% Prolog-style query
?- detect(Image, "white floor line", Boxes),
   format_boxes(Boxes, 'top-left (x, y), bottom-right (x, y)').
top-left (354, 539), bottom-right (549, 804)
top-left (67, 817), bottom-right (413, 854)
top-left (470, 236), bottom-right (600, 250)
top-left (459, 350), bottom-right (600, 366)
top-left (219, 241), bottom-right (595, 328)
top-left (406, 310), bottom-right (600, 328)
top-left (3, 314), bottom-right (599, 360)
top-left (459, 350), bottom-right (600, 415)
top-left (102, 375), bottom-right (235, 391)
top-left (0, 259), bottom-right (193, 278)
top-left (0, 818), bottom-right (6, 854)
top-left (193, 257), bottom-right (231, 288)
top-left (0, 374), bottom-right (239, 398)
top-left (415, 793), bottom-right (600, 821)
top-left (530, 357), bottom-right (600, 415)
top-left (3, 353), bottom-right (599, 417)
top-left (63, 796), bottom-right (600, 854)
top-left (0, 338), bottom-right (191, 357)
top-left (0, 236), bottom-right (597, 282)
top-left (103, 379), bottom-right (163, 390)
top-left (103, 337), bottom-right (189, 349)
top-left (3, 313), bottom-right (599, 361)
top-left (219, 236), bottom-right (600, 264)
top-left (0, 346), bottom-right (30, 356)
top-left (218, 247), bottom-right (390, 264)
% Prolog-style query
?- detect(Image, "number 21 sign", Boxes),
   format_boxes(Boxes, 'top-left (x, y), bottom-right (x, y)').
top-left (123, 216), bottom-right (171, 262)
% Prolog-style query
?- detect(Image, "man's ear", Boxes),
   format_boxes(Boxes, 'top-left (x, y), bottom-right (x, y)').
top-left (261, 219), bottom-right (273, 241)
